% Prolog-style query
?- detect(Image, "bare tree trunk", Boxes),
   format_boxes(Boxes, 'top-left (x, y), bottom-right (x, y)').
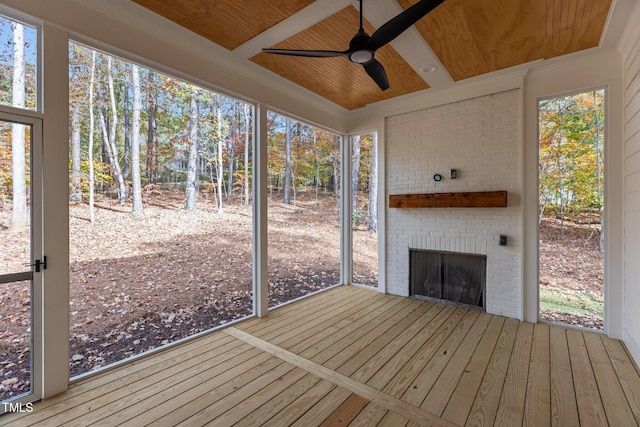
top-left (352, 135), bottom-right (361, 210)
top-left (314, 133), bottom-right (320, 206)
top-left (594, 90), bottom-right (604, 253)
top-left (333, 135), bottom-right (340, 200)
top-left (154, 133), bottom-right (159, 183)
top-left (10, 22), bottom-right (27, 231)
top-left (556, 139), bottom-right (564, 240)
top-left (227, 107), bottom-right (236, 203)
top-left (146, 70), bottom-right (157, 184)
top-left (227, 153), bottom-right (235, 202)
top-left (123, 80), bottom-right (130, 181)
top-left (184, 88), bottom-right (199, 210)
top-left (283, 117), bottom-right (292, 204)
top-left (216, 103), bottom-right (224, 213)
top-left (101, 127), bottom-right (108, 166)
top-left (98, 109), bottom-right (124, 202)
top-left (100, 56), bottom-right (127, 203)
top-left (538, 202), bottom-right (547, 225)
top-left (368, 133), bottom-right (378, 232)
top-left (70, 104), bottom-right (83, 202)
top-left (243, 104), bottom-right (250, 205)
top-left (88, 51), bottom-right (97, 223)
top-left (131, 64), bottom-right (143, 214)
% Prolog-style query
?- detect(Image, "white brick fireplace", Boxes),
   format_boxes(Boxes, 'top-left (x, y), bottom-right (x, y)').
top-left (385, 89), bottom-right (523, 319)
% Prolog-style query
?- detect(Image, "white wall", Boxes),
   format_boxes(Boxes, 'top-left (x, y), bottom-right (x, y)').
top-left (382, 47), bottom-right (625, 328)
top-left (385, 90), bottom-right (523, 319)
top-left (620, 2), bottom-right (640, 362)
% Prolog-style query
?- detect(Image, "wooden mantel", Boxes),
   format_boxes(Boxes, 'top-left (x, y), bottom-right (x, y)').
top-left (389, 191), bottom-right (507, 208)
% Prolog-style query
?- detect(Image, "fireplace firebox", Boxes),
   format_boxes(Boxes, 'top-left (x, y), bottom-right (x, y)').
top-left (410, 249), bottom-right (486, 309)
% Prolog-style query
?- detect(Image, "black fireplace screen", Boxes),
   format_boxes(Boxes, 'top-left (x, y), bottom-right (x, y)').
top-left (410, 250), bottom-right (486, 308)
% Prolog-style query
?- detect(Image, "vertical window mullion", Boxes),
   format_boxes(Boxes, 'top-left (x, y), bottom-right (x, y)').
top-left (253, 104), bottom-right (269, 317)
top-left (341, 134), bottom-right (352, 285)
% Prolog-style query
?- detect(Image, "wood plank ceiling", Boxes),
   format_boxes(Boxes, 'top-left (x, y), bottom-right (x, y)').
top-left (132, 0), bottom-right (613, 110)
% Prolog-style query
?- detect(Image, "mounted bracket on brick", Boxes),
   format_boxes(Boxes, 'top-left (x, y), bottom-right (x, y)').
top-left (389, 191), bottom-right (507, 208)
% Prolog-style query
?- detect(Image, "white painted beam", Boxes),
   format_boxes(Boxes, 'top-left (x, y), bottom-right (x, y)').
top-left (234, 0), bottom-right (354, 58)
top-left (361, 0), bottom-right (454, 89)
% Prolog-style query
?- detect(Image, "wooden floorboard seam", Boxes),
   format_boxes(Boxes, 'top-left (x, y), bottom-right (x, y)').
top-left (225, 327), bottom-right (459, 427)
top-left (3, 287), bottom-right (640, 427)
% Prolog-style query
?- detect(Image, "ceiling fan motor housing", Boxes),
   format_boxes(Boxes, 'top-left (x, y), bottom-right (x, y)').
top-left (349, 30), bottom-right (374, 64)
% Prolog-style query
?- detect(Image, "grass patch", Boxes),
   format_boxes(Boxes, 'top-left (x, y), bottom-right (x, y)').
top-left (540, 287), bottom-right (603, 319)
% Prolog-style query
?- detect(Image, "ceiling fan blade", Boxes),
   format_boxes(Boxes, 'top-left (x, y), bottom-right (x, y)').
top-left (262, 48), bottom-right (348, 58)
top-left (367, 0), bottom-right (445, 51)
top-left (363, 59), bottom-right (389, 91)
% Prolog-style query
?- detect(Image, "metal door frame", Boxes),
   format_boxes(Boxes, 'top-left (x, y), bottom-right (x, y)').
top-left (0, 111), bottom-right (43, 408)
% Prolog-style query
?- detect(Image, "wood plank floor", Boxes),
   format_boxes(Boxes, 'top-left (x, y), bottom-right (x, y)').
top-left (2, 285), bottom-right (640, 426)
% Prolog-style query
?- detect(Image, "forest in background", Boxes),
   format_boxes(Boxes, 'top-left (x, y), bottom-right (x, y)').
top-left (538, 90), bottom-right (604, 239)
top-left (65, 41), bottom-right (378, 223)
top-left (538, 90), bottom-right (605, 328)
top-left (68, 41), bottom-right (254, 216)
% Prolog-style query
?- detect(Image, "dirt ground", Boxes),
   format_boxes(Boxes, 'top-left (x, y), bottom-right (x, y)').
top-left (0, 190), bottom-right (378, 401)
top-left (538, 216), bottom-right (604, 329)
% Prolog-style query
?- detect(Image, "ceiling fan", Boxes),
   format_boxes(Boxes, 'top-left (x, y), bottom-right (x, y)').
top-left (262, 0), bottom-right (445, 91)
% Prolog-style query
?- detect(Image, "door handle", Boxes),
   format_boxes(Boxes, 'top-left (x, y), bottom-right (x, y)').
top-left (25, 256), bottom-right (47, 273)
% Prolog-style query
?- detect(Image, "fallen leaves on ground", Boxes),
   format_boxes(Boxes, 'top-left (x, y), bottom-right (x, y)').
top-left (0, 190), bottom-right (378, 400)
top-left (539, 216), bottom-right (604, 330)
